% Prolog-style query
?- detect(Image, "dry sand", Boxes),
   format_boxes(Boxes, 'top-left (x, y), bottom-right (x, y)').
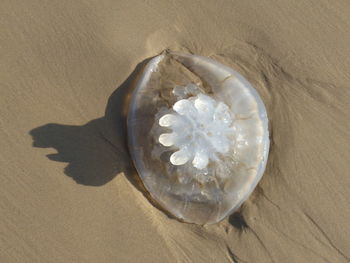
top-left (1, 0), bottom-right (350, 262)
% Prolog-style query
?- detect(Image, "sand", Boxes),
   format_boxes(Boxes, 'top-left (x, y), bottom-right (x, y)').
top-left (1, 0), bottom-right (349, 262)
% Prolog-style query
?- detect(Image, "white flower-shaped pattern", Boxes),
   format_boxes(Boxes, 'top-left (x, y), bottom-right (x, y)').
top-left (158, 93), bottom-right (234, 169)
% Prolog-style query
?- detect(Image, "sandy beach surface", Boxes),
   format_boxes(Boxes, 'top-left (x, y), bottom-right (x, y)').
top-left (1, 0), bottom-right (349, 262)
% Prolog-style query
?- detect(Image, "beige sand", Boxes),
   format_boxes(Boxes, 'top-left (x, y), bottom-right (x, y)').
top-left (1, 0), bottom-right (349, 262)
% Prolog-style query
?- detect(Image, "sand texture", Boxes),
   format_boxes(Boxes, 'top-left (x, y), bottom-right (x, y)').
top-left (1, 0), bottom-right (349, 262)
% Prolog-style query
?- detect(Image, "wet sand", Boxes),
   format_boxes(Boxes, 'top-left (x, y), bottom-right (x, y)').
top-left (1, 1), bottom-right (349, 262)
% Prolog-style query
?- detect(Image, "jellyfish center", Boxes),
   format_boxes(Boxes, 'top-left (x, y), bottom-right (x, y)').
top-left (158, 85), bottom-right (234, 170)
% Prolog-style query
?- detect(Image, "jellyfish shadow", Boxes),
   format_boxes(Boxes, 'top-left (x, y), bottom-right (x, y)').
top-left (29, 59), bottom-right (150, 186)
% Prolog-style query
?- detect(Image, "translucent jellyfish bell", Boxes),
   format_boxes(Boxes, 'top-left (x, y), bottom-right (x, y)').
top-left (127, 51), bottom-right (269, 224)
